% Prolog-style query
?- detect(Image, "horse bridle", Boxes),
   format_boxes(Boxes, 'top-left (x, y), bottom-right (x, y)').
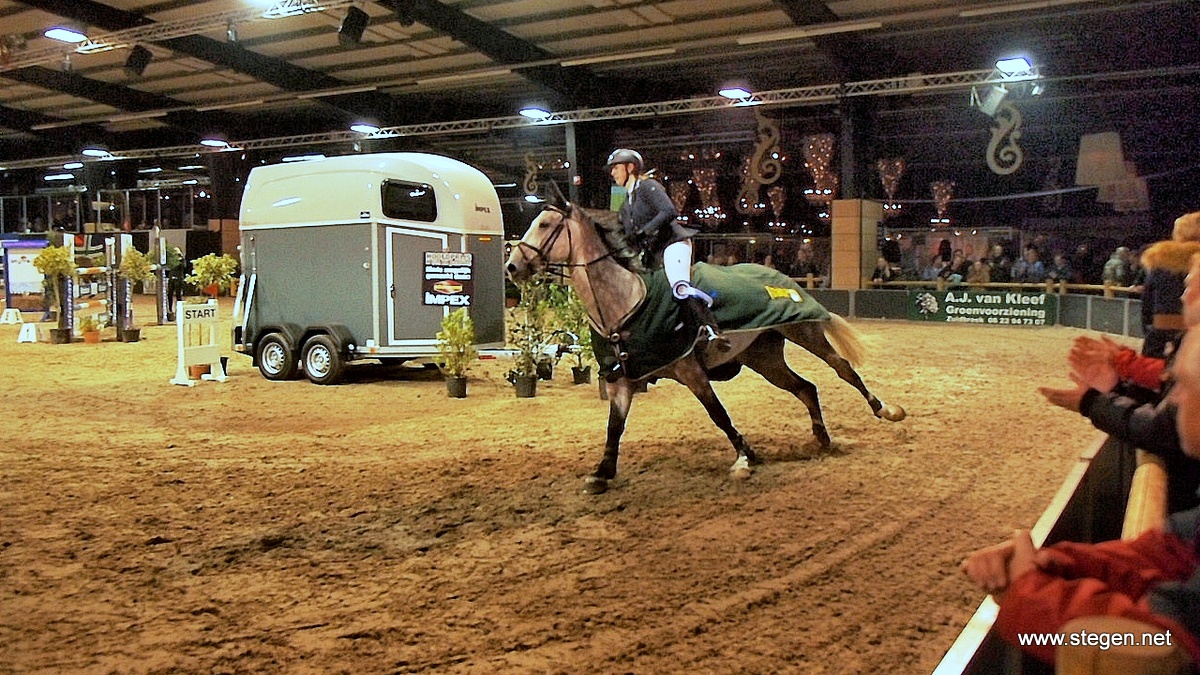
top-left (513, 205), bottom-right (616, 279)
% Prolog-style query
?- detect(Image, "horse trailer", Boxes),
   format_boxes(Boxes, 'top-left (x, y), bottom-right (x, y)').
top-left (233, 152), bottom-right (506, 384)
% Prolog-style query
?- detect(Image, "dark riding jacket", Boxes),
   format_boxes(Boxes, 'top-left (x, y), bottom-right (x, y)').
top-left (618, 178), bottom-right (697, 268)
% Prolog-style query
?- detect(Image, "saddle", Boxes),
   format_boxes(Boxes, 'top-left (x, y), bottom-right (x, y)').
top-left (594, 262), bottom-right (830, 381)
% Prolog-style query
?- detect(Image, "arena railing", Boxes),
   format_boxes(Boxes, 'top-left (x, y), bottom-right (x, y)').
top-left (931, 439), bottom-right (1191, 675)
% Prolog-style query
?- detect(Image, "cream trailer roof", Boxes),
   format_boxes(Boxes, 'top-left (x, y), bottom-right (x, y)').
top-left (239, 153), bottom-right (503, 235)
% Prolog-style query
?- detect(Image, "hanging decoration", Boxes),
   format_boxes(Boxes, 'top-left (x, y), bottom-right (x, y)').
top-left (766, 185), bottom-right (788, 232)
top-left (875, 157), bottom-right (905, 217)
top-left (986, 102), bottom-right (1024, 175)
top-left (522, 152), bottom-right (540, 199)
top-left (691, 167), bottom-right (726, 230)
top-left (668, 181), bottom-right (692, 222)
top-left (801, 133), bottom-right (838, 224)
top-left (930, 180), bottom-right (955, 225)
top-left (736, 111), bottom-right (783, 216)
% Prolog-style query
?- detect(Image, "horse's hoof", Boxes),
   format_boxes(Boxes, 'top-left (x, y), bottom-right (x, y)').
top-left (729, 456), bottom-right (753, 480)
top-left (582, 476), bottom-right (609, 494)
top-left (878, 404), bottom-right (906, 422)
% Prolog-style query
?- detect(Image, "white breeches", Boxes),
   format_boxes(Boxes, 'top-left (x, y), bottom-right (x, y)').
top-left (664, 240), bottom-right (693, 297)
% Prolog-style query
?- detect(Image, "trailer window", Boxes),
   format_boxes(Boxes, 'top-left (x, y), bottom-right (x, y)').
top-left (382, 181), bottom-right (437, 222)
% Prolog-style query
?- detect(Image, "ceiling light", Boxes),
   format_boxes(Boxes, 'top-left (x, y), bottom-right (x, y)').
top-left (200, 138), bottom-right (230, 148)
top-left (519, 107), bottom-right (551, 120)
top-left (282, 154), bottom-right (326, 162)
top-left (995, 57), bottom-right (1032, 75)
top-left (44, 27), bottom-right (87, 43)
top-left (137, 167), bottom-right (163, 174)
top-left (44, 173), bottom-right (75, 181)
top-left (81, 147), bottom-right (110, 157)
top-left (63, 162), bottom-right (84, 170)
top-left (719, 87), bottom-right (752, 100)
top-left (350, 122), bottom-right (381, 134)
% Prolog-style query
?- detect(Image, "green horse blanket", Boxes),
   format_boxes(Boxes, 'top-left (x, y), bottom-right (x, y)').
top-left (592, 262), bottom-right (830, 381)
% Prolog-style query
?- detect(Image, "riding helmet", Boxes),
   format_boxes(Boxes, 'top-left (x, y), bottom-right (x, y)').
top-left (605, 148), bottom-right (643, 172)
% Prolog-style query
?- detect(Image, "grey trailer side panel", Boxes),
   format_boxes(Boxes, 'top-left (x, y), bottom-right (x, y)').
top-left (248, 223), bottom-right (374, 342)
top-left (468, 233), bottom-right (505, 344)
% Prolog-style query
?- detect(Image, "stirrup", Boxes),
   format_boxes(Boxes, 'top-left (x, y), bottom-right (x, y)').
top-left (672, 281), bottom-right (714, 307)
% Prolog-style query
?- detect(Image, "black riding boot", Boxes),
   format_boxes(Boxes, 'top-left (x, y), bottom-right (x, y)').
top-left (683, 297), bottom-right (731, 352)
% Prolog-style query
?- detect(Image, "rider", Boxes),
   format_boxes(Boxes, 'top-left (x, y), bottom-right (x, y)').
top-left (606, 148), bottom-right (729, 352)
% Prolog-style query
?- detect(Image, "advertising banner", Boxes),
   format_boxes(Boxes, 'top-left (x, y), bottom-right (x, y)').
top-left (908, 289), bottom-right (1056, 326)
top-left (423, 251), bottom-right (474, 307)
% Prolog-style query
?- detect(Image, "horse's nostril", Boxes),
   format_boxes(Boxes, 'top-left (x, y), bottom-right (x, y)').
top-left (506, 263), bottom-right (516, 273)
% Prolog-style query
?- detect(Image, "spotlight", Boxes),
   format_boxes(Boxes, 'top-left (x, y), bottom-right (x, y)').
top-left (389, 0), bottom-right (417, 27)
top-left (124, 45), bottom-right (152, 77)
top-left (339, 6), bottom-right (370, 46)
top-left (226, 21), bottom-right (238, 43)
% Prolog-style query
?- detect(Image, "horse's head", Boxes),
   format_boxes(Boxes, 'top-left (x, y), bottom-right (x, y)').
top-left (506, 205), bottom-right (572, 283)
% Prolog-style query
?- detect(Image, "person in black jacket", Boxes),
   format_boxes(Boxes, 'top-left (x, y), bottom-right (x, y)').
top-left (1038, 251), bottom-right (1200, 511)
top-left (1140, 211), bottom-right (1200, 359)
top-left (606, 148), bottom-right (729, 352)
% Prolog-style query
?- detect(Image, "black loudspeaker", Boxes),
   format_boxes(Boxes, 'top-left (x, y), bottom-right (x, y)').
top-left (124, 45), bottom-right (152, 76)
top-left (339, 7), bottom-right (369, 46)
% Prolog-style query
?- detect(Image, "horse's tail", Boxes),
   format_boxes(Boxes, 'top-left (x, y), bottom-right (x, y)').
top-left (824, 314), bottom-right (866, 368)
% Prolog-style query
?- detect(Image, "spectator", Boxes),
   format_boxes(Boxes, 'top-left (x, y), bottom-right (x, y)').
top-left (965, 259), bottom-right (991, 285)
top-left (1045, 252), bottom-right (1075, 284)
top-left (986, 243), bottom-right (1013, 280)
top-left (1103, 246), bottom-right (1132, 286)
top-left (1142, 212), bottom-right (1200, 358)
top-left (1038, 252), bottom-right (1200, 510)
top-left (963, 326), bottom-right (1200, 667)
top-left (790, 245), bottom-right (822, 280)
top-left (920, 253), bottom-right (947, 282)
top-left (939, 251), bottom-right (969, 283)
top-left (1011, 246), bottom-right (1046, 283)
top-left (870, 255), bottom-right (895, 284)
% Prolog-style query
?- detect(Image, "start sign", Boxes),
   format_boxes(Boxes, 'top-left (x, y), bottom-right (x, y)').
top-left (423, 251), bottom-right (474, 307)
top-left (908, 289), bottom-right (1056, 326)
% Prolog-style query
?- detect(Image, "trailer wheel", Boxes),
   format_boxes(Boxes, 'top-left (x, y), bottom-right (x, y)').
top-left (257, 332), bottom-right (299, 380)
top-left (302, 335), bottom-right (346, 385)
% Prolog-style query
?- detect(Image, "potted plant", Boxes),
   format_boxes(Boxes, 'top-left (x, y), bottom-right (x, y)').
top-left (185, 253), bottom-right (238, 301)
top-left (435, 307), bottom-right (477, 398)
top-left (32, 243), bottom-right (76, 344)
top-left (117, 247), bottom-right (153, 342)
top-left (79, 316), bottom-right (102, 343)
top-left (552, 286), bottom-right (595, 385)
top-left (507, 275), bottom-right (553, 398)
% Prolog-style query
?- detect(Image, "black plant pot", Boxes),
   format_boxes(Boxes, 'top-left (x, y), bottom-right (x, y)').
top-left (50, 328), bottom-right (73, 344)
top-left (445, 376), bottom-right (468, 398)
top-left (571, 366), bottom-right (592, 385)
top-left (119, 327), bottom-right (141, 343)
top-left (513, 374), bottom-right (538, 398)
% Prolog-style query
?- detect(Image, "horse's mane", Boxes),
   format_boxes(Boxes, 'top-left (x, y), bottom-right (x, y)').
top-left (575, 206), bottom-right (646, 273)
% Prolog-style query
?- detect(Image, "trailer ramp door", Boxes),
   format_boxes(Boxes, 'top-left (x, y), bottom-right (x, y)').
top-left (386, 227), bottom-right (447, 344)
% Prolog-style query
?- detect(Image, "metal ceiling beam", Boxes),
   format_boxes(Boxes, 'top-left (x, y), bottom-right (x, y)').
top-left (373, 0), bottom-right (615, 107)
top-left (773, 0), bottom-right (906, 80)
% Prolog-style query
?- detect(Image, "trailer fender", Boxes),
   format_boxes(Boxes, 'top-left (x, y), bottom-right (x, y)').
top-left (251, 323), bottom-right (306, 367)
top-left (316, 324), bottom-right (357, 355)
